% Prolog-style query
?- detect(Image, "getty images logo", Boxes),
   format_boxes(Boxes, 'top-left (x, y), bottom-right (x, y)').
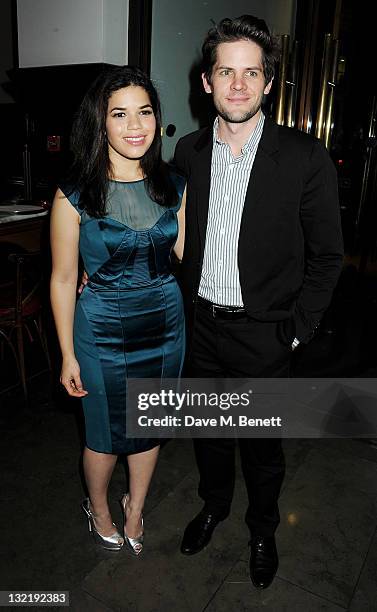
top-left (137, 389), bottom-right (252, 411)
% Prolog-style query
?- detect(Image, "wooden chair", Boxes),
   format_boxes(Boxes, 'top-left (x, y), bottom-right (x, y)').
top-left (0, 251), bottom-right (51, 401)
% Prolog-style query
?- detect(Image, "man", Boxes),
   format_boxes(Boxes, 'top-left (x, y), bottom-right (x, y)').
top-left (174, 15), bottom-right (343, 589)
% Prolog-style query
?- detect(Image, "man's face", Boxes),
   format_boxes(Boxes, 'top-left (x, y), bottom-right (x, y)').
top-left (202, 40), bottom-right (272, 124)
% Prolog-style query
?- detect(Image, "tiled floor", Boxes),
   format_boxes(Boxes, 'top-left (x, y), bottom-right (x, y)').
top-left (2, 264), bottom-right (377, 610)
top-left (1, 390), bottom-right (377, 611)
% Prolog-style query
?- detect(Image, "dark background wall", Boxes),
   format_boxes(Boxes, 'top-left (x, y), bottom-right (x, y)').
top-left (0, 0), bottom-right (14, 104)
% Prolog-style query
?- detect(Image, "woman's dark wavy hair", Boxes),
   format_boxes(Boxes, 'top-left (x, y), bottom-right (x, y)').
top-left (68, 65), bottom-right (177, 217)
top-left (202, 15), bottom-right (278, 85)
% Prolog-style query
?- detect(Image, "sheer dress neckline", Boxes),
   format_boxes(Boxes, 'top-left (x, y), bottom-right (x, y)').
top-left (103, 209), bottom-right (170, 233)
top-left (104, 178), bottom-right (170, 231)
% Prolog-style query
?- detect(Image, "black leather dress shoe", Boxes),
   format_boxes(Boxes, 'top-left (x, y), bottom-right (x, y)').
top-left (249, 535), bottom-right (278, 589)
top-left (181, 510), bottom-right (224, 555)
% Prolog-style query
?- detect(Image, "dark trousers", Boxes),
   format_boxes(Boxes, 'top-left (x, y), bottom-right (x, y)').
top-left (187, 302), bottom-right (290, 537)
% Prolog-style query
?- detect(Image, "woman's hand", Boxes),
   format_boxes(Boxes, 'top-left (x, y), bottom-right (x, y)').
top-left (78, 270), bottom-right (89, 294)
top-left (60, 356), bottom-right (88, 397)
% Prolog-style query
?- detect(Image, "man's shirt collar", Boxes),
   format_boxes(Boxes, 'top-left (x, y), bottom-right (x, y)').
top-left (213, 112), bottom-right (265, 154)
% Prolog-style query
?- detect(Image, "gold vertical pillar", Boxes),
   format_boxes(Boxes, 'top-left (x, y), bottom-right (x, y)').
top-left (315, 33), bottom-right (332, 140)
top-left (275, 35), bottom-right (290, 126)
top-left (285, 40), bottom-right (299, 128)
top-left (356, 96), bottom-right (377, 228)
top-left (297, 0), bottom-right (320, 134)
top-left (324, 39), bottom-right (340, 149)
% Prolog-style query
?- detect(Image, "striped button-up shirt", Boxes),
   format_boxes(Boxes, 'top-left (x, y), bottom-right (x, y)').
top-left (198, 112), bottom-right (265, 306)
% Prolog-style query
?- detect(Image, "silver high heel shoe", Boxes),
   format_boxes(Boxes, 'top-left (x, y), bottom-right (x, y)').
top-left (81, 498), bottom-right (124, 551)
top-left (120, 493), bottom-right (144, 556)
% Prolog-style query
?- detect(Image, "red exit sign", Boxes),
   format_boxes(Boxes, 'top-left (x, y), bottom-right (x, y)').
top-left (47, 135), bottom-right (61, 152)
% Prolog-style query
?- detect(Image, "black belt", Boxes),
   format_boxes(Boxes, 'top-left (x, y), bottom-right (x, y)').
top-left (197, 296), bottom-right (248, 319)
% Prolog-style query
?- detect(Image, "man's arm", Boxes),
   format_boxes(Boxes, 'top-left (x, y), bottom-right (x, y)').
top-left (294, 139), bottom-right (344, 343)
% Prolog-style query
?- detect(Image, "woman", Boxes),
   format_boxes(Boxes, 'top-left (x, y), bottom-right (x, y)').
top-left (50, 66), bottom-right (186, 554)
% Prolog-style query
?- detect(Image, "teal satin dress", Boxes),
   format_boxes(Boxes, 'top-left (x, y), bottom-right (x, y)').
top-left (61, 174), bottom-right (185, 454)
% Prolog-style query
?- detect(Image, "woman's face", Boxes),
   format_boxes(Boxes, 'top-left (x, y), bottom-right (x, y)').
top-left (105, 85), bottom-right (156, 163)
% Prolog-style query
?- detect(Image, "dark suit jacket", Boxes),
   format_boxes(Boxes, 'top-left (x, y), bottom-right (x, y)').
top-left (174, 116), bottom-right (344, 349)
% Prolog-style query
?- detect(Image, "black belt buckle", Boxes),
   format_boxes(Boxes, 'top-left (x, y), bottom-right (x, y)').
top-left (197, 296), bottom-right (246, 319)
top-left (212, 303), bottom-right (230, 317)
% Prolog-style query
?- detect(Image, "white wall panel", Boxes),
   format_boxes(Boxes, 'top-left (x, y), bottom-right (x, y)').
top-left (17, 0), bottom-right (128, 67)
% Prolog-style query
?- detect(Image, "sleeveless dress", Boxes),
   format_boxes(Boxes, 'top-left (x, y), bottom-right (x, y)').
top-left (60, 174), bottom-right (185, 454)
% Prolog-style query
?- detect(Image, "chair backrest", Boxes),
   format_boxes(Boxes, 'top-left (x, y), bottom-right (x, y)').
top-left (7, 252), bottom-right (43, 321)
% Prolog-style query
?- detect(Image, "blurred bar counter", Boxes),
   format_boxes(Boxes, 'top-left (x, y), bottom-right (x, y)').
top-left (0, 202), bottom-right (49, 251)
